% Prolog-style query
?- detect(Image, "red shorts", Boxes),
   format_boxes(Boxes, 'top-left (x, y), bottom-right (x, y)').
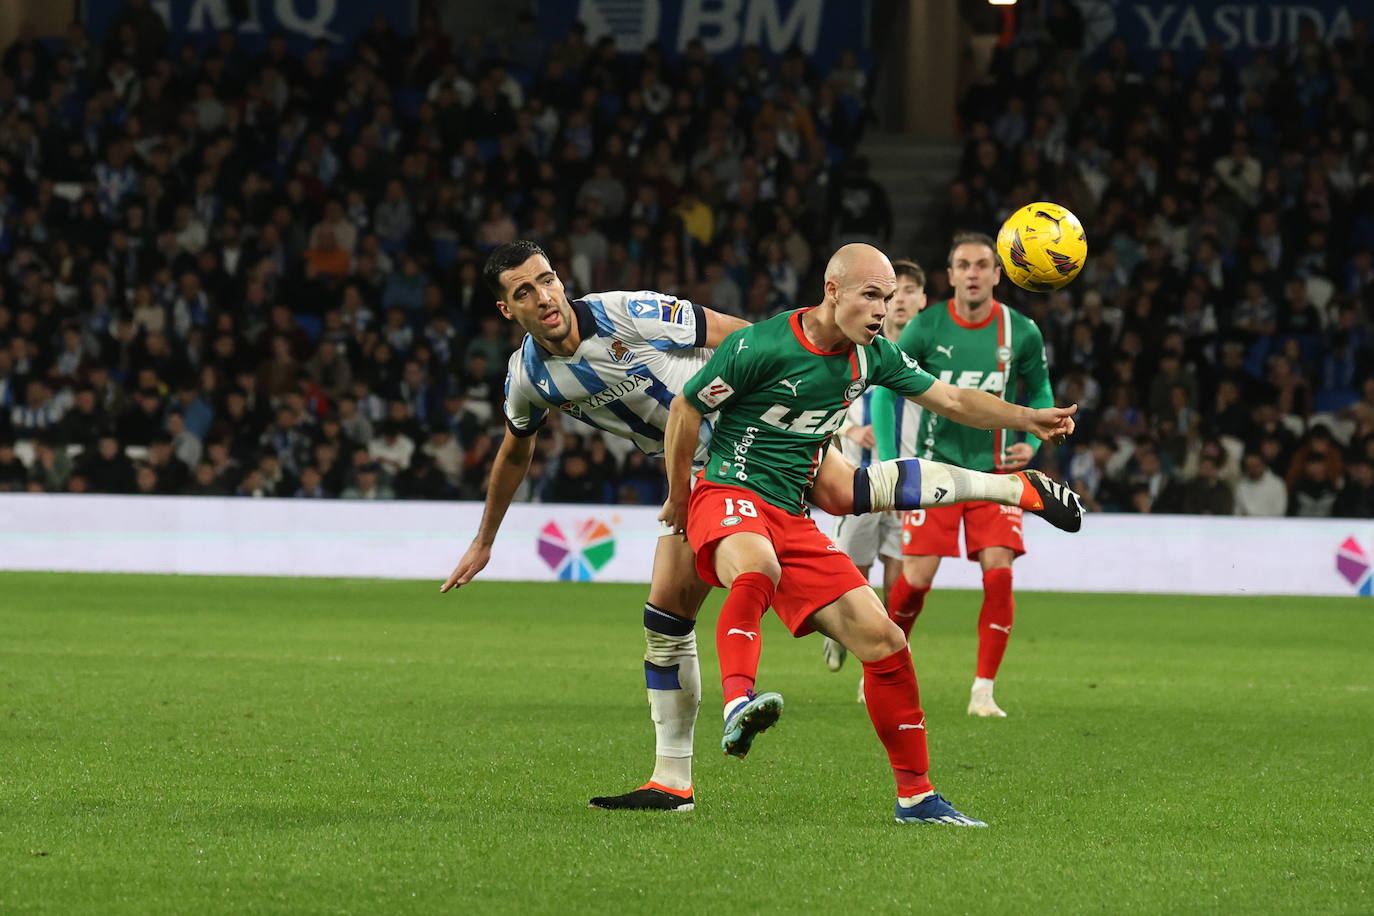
top-left (901, 501), bottom-right (1026, 560)
top-left (687, 480), bottom-right (869, 637)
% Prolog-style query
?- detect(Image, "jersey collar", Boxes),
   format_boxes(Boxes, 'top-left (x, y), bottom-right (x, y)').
top-left (789, 308), bottom-right (851, 356)
top-left (946, 299), bottom-right (1000, 329)
top-left (531, 299), bottom-right (597, 356)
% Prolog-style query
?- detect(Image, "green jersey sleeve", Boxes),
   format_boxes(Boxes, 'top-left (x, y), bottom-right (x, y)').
top-left (1015, 318), bottom-right (1053, 453)
top-left (870, 385), bottom-right (899, 461)
top-left (684, 328), bottom-right (762, 413)
top-left (867, 336), bottom-right (936, 399)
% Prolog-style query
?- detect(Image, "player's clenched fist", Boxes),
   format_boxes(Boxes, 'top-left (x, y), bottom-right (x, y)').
top-left (658, 492), bottom-right (689, 535)
top-left (1027, 404), bottom-right (1076, 445)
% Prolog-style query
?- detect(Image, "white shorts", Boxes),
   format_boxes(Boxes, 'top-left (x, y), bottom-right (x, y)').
top-left (832, 511), bottom-right (904, 567)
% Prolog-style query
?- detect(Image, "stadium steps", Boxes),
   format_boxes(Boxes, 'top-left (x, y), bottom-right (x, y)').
top-left (860, 133), bottom-right (963, 261)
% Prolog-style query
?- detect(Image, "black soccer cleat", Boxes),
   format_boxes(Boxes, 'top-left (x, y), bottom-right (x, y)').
top-left (1018, 470), bottom-right (1084, 533)
top-left (588, 783), bottom-right (695, 812)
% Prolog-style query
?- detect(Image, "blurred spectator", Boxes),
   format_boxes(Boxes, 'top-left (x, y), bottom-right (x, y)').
top-left (146, 435), bottom-right (190, 494)
top-left (294, 465), bottom-right (329, 499)
top-left (368, 420), bottom-right (415, 475)
top-left (423, 427), bottom-right (464, 483)
top-left (831, 157), bottom-right (891, 246)
top-left (182, 461), bottom-right (228, 496)
top-left (81, 435), bottom-right (137, 493)
top-left (1231, 452), bottom-right (1285, 517)
top-left (29, 439), bottom-right (73, 492)
top-left (547, 451), bottom-right (601, 503)
top-left (11, 380), bottom-right (68, 436)
top-left (1289, 455), bottom-right (1338, 517)
top-left (397, 453), bottom-right (451, 500)
top-left (1161, 454), bottom-right (1234, 515)
top-left (343, 462), bottom-right (394, 500)
top-left (0, 438), bottom-right (26, 490)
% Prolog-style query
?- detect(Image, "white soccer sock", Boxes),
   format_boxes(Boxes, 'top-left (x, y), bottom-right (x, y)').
top-left (972, 677), bottom-right (995, 692)
top-left (643, 604), bottom-right (700, 790)
top-left (858, 458), bottom-right (1022, 513)
top-left (898, 789), bottom-right (936, 806)
top-left (723, 695), bottom-right (750, 723)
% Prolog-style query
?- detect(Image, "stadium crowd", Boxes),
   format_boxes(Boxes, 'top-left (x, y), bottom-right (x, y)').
top-left (942, 7), bottom-right (1374, 518)
top-left (0, 2), bottom-right (877, 505)
top-left (0, 1), bottom-right (1370, 519)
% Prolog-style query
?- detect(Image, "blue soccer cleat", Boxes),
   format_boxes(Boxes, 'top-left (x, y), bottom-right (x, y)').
top-left (894, 793), bottom-right (988, 827)
top-left (721, 691), bottom-right (784, 758)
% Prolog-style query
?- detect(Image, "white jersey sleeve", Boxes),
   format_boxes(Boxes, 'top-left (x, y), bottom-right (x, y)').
top-left (502, 349), bottom-right (548, 438)
top-left (836, 387), bottom-right (922, 466)
top-left (838, 390), bottom-right (876, 467)
top-left (586, 290), bottom-right (706, 351)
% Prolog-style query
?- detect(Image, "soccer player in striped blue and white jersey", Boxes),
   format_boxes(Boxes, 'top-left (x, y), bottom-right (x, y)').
top-left (440, 241), bottom-right (1080, 813)
top-left (441, 241), bottom-right (748, 812)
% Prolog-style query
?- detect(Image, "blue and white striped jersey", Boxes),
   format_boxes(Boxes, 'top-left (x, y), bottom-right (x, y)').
top-left (503, 290), bottom-right (713, 456)
top-left (838, 386), bottom-right (920, 467)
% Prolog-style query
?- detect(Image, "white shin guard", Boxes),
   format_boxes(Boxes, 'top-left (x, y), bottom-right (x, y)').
top-left (856, 458), bottom-right (1022, 513)
top-left (643, 606), bottom-right (701, 765)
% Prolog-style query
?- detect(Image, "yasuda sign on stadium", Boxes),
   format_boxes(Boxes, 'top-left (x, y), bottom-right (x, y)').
top-left (538, 0), bottom-right (868, 64)
top-left (1074, 0), bottom-right (1360, 64)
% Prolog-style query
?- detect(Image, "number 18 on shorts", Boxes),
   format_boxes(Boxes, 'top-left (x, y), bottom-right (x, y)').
top-left (686, 480), bottom-right (869, 635)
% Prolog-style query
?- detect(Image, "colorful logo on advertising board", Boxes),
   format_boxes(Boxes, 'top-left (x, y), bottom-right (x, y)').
top-left (538, 519), bottom-right (615, 581)
top-left (1336, 537), bottom-right (1373, 597)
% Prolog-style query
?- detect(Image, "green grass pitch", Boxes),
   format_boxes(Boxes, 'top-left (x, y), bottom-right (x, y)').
top-left (3, 572), bottom-right (1372, 914)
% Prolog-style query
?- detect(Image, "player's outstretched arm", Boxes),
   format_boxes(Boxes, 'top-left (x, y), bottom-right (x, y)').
top-left (440, 429), bottom-right (537, 592)
top-left (701, 308), bottom-right (750, 348)
top-left (913, 380), bottom-right (1077, 444)
top-left (659, 395), bottom-right (703, 534)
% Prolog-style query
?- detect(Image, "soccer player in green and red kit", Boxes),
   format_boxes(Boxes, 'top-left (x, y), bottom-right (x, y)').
top-left (659, 244), bottom-right (1079, 826)
top-left (878, 232), bottom-right (1059, 718)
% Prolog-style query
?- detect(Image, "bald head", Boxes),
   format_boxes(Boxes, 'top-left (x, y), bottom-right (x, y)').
top-left (815, 243), bottom-right (898, 347)
top-left (824, 243), bottom-right (894, 290)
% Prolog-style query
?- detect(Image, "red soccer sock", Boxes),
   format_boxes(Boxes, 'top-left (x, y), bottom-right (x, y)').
top-left (885, 577), bottom-right (929, 639)
top-left (976, 567), bottom-right (1015, 680)
top-left (861, 646), bottom-right (932, 797)
top-left (716, 571), bottom-right (775, 703)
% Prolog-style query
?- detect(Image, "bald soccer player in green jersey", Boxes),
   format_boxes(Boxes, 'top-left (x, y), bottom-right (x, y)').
top-left (660, 244), bottom-right (1079, 825)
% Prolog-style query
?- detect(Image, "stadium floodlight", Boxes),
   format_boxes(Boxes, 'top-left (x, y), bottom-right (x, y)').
top-left (988, 0), bottom-right (1017, 5)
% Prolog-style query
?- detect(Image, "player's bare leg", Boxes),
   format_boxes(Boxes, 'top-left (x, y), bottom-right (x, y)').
top-left (810, 586), bottom-right (985, 826)
top-left (848, 553), bottom-right (906, 701)
top-left (589, 533), bottom-right (710, 812)
top-left (814, 449), bottom-right (1081, 533)
top-left (823, 551), bottom-right (869, 673)
top-left (823, 552), bottom-right (898, 679)
top-left (969, 547), bottom-right (1015, 718)
top-left (710, 531), bottom-right (785, 758)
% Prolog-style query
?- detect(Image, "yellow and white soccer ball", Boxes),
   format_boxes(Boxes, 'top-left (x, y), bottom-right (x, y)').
top-left (996, 202), bottom-right (1088, 291)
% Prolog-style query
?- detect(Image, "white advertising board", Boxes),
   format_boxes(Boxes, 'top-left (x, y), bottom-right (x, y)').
top-left (1, 494), bottom-right (1371, 597)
